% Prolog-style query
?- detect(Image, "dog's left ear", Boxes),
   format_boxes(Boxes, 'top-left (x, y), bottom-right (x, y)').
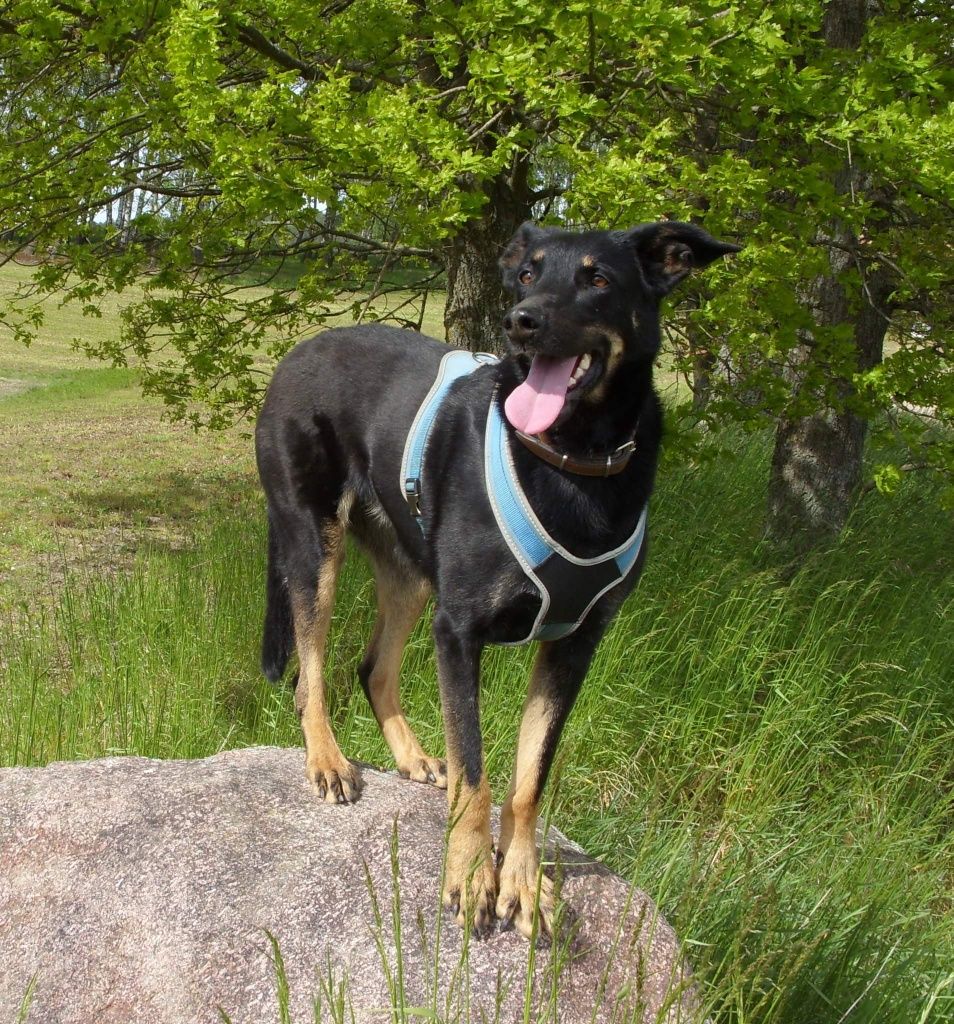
top-left (626, 221), bottom-right (742, 295)
top-left (499, 222), bottom-right (546, 291)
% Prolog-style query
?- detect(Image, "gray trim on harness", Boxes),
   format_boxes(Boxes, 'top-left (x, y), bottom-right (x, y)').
top-left (400, 350), bottom-right (647, 645)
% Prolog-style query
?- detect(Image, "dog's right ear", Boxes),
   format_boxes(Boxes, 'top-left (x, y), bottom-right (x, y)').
top-left (499, 222), bottom-right (545, 291)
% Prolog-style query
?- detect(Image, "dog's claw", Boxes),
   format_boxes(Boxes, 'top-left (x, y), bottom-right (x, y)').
top-left (443, 847), bottom-right (497, 937)
top-left (495, 850), bottom-right (555, 940)
top-left (498, 894), bottom-right (518, 933)
top-left (446, 890), bottom-right (461, 918)
top-left (307, 761), bottom-right (362, 804)
top-left (398, 756), bottom-right (447, 789)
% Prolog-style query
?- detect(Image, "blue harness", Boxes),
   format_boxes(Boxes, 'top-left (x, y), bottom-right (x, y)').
top-left (401, 350), bottom-right (647, 645)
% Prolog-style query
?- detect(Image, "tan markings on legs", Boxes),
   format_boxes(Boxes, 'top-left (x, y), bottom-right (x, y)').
top-left (364, 570), bottom-right (445, 787)
top-left (443, 762), bottom-right (496, 935)
top-left (433, 616), bottom-right (495, 933)
top-left (336, 486), bottom-right (356, 528)
top-left (294, 522), bottom-right (360, 804)
top-left (496, 657), bottom-right (557, 937)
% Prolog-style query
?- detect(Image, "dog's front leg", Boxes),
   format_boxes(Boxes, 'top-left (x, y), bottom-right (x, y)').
top-left (433, 610), bottom-right (497, 936)
top-left (496, 629), bottom-right (601, 938)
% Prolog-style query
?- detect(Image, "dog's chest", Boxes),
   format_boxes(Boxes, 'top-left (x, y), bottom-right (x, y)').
top-left (403, 351), bottom-right (647, 647)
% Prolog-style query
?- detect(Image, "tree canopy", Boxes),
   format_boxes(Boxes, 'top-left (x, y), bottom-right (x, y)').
top-left (1, 0), bottom-right (952, 529)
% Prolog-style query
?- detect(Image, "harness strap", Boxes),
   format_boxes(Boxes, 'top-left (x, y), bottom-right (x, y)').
top-left (485, 393), bottom-right (647, 644)
top-left (401, 349), bottom-right (496, 531)
top-left (400, 351), bottom-right (648, 645)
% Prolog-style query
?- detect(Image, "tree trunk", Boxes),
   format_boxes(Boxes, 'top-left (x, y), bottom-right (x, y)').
top-left (132, 152), bottom-right (149, 235)
top-left (764, 0), bottom-right (891, 546)
top-left (681, 289), bottom-right (716, 413)
top-left (443, 169), bottom-right (532, 352)
top-left (690, 342), bottom-right (716, 413)
top-left (766, 243), bottom-right (892, 544)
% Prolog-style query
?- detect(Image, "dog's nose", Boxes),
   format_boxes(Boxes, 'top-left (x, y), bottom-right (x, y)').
top-left (503, 308), bottom-right (541, 345)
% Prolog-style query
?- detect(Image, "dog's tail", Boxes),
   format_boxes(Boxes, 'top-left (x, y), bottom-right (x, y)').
top-left (261, 515), bottom-right (295, 685)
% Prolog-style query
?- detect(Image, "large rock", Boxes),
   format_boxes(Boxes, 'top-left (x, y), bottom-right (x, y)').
top-left (0, 747), bottom-right (701, 1023)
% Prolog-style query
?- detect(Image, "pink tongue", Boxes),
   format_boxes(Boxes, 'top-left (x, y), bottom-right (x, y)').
top-left (504, 354), bottom-right (579, 434)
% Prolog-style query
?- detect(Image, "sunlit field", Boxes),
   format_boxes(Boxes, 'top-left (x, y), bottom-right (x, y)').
top-left (2, 263), bottom-right (951, 1023)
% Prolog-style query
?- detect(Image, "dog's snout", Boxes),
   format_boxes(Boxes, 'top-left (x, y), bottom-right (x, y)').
top-left (504, 306), bottom-right (543, 345)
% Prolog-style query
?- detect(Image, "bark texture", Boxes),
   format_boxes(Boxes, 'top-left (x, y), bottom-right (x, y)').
top-left (766, 236), bottom-right (892, 544)
top-left (443, 169), bottom-right (533, 352)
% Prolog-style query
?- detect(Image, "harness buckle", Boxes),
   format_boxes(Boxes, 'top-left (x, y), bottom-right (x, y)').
top-left (404, 477), bottom-right (422, 517)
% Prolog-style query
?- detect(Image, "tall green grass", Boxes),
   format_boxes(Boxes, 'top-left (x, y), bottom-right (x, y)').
top-left (2, 433), bottom-right (952, 1023)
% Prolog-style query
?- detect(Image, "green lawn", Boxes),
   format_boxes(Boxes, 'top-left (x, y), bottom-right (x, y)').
top-left (1, 263), bottom-right (952, 1023)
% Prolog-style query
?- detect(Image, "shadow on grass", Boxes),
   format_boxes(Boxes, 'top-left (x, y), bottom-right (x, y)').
top-left (66, 473), bottom-right (263, 546)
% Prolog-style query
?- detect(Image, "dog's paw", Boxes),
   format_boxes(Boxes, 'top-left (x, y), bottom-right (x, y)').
top-left (398, 756), bottom-right (447, 789)
top-left (443, 846), bottom-right (497, 938)
top-left (306, 758), bottom-right (362, 804)
top-left (496, 847), bottom-right (554, 940)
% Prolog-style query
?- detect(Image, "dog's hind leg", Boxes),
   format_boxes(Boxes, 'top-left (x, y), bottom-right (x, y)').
top-left (358, 560), bottom-right (446, 788)
top-left (286, 514), bottom-right (361, 804)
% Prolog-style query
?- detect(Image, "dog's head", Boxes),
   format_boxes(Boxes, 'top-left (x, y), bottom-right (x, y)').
top-left (498, 221), bottom-right (740, 434)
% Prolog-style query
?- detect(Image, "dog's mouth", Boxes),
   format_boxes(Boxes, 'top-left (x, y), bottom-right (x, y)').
top-left (504, 350), bottom-right (603, 434)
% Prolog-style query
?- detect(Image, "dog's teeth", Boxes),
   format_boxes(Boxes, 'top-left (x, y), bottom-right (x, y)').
top-left (568, 353), bottom-right (591, 388)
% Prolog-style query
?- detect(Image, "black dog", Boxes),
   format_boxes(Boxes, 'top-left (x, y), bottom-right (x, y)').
top-left (255, 220), bottom-right (739, 938)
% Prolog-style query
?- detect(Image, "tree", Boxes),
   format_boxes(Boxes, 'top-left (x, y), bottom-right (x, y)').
top-left (565, 0), bottom-right (954, 540)
top-left (1, 0), bottom-right (951, 537)
top-left (758, 0), bottom-right (953, 542)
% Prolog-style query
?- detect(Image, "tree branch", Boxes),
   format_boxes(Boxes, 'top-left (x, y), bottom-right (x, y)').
top-left (232, 23), bottom-right (375, 92)
top-left (233, 24), bottom-right (325, 81)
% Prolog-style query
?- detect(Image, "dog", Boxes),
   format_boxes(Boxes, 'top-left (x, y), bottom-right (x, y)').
top-left (255, 220), bottom-right (740, 939)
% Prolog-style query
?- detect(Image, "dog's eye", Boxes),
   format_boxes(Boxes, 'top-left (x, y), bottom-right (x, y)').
top-left (518, 269), bottom-right (534, 286)
top-left (592, 273), bottom-right (609, 289)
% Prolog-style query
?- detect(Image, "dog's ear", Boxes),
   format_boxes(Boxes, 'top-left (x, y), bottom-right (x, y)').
top-left (626, 221), bottom-right (742, 295)
top-left (499, 222), bottom-right (546, 290)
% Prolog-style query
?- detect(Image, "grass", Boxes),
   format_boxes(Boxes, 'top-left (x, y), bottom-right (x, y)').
top-left (1, 262), bottom-right (952, 1022)
top-left (0, 259), bottom-right (454, 602)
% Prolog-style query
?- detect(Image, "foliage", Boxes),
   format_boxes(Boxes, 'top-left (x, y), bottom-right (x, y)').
top-left (0, 0), bottom-right (951, 486)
